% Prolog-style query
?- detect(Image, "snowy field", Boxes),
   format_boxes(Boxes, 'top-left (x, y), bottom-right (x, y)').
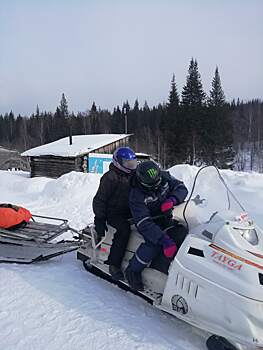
top-left (1, 166), bottom-right (263, 350)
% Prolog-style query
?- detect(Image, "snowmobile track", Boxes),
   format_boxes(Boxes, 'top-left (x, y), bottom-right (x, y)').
top-left (82, 258), bottom-right (161, 304)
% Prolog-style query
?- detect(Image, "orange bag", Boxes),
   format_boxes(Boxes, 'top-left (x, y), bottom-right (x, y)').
top-left (0, 204), bottom-right (32, 229)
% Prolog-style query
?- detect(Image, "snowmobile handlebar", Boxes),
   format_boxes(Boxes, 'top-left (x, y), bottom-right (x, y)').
top-left (128, 209), bottom-right (174, 226)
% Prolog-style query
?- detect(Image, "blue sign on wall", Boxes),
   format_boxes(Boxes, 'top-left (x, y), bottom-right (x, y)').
top-left (88, 153), bottom-right (113, 174)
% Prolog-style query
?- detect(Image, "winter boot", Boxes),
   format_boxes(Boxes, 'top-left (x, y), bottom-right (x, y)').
top-left (125, 268), bottom-right (144, 291)
top-left (109, 265), bottom-right (124, 281)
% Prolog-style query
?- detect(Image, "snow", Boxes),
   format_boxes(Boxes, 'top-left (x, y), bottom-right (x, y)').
top-left (1, 166), bottom-right (263, 350)
top-left (21, 134), bottom-right (130, 157)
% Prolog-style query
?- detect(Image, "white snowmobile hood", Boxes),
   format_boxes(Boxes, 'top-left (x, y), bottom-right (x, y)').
top-left (172, 166), bottom-right (263, 302)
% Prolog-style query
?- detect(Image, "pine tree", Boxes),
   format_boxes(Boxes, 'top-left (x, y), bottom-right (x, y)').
top-left (206, 67), bottom-right (234, 167)
top-left (167, 74), bottom-right (179, 112)
top-left (208, 67), bottom-right (225, 107)
top-left (52, 94), bottom-right (69, 140)
top-left (112, 106), bottom-right (122, 133)
top-left (133, 99), bottom-right (139, 111)
top-left (59, 93), bottom-right (69, 117)
top-left (143, 101), bottom-right (150, 112)
top-left (163, 74), bottom-right (180, 166)
top-left (7, 111), bottom-right (15, 147)
top-left (180, 58), bottom-right (206, 164)
top-left (128, 99), bottom-right (140, 134)
top-left (182, 58), bottom-right (206, 106)
top-left (91, 101), bottom-right (97, 114)
top-left (90, 102), bottom-right (100, 133)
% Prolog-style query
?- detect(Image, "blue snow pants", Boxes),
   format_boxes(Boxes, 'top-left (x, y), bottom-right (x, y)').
top-left (128, 223), bottom-right (187, 273)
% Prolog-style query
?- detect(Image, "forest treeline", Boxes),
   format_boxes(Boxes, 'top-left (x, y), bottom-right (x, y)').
top-left (0, 58), bottom-right (262, 171)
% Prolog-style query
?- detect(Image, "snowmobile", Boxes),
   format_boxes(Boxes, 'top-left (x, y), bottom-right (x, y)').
top-left (0, 214), bottom-right (80, 263)
top-left (77, 165), bottom-right (263, 350)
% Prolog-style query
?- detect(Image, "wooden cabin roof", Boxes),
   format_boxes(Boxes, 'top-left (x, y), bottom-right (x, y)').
top-left (21, 134), bottom-right (130, 158)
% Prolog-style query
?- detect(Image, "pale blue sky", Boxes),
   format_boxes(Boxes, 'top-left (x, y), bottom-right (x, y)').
top-left (0, 0), bottom-right (262, 115)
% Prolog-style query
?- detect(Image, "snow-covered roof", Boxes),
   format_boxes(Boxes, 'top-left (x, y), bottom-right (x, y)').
top-left (135, 152), bottom-right (150, 157)
top-left (21, 134), bottom-right (130, 157)
top-left (0, 146), bottom-right (18, 153)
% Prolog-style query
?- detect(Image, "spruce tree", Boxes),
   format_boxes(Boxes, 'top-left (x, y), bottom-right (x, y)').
top-left (52, 94), bottom-right (69, 140)
top-left (133, 99), bottom-right (139, 111)
top-left (167, 74), bottom-right (179, 112)
top-left (164, 74), bottom-right (180, 166)
top-left (208, 67), bottom-right (225, 107)
top-left (207, 67), bottom-right (234, 167)
top-left (112, 106), bottom-right (122, 133)
top-left (59, 93), bottom-right (69, 117)
top-left (181, 58), bottom-right (206, 106)
top-left (128, 99), bottom-right (140, 133)
top-left (180, 58), bottom-right (206, 164)
top-left (91, 101), bottom-right (97, 114)
top-left (7, 111), bottom-right (15, 147)
top-left (90, 102), bottom-right (99, 133)
top-left (143, 101), bottom-right (150, 112)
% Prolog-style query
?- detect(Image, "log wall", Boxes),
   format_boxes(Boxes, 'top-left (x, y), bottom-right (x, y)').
top-left (30, 156), bottom-right (81, 178)
top-left (92, 138), bottom-right (128, 154)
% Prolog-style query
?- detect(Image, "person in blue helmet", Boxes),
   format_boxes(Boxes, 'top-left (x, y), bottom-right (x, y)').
top-left (93, 147), bottom-right (137, 280)
top-left (125, 160), bottom-right (188, 291)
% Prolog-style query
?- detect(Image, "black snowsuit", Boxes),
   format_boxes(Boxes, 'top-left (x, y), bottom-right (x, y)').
top-left (92, 163), bottom-right (132, 268)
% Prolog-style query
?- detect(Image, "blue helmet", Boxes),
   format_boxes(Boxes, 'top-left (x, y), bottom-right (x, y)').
top-left (113, 147), bottom-right (137, 173)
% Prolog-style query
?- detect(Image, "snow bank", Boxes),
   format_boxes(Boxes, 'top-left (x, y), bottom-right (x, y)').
top-left (40, 171), bottom-right (101, 229)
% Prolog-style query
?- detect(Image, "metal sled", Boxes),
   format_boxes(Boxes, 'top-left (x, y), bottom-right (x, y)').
top-left (0, 214), bottom-right (81, 263)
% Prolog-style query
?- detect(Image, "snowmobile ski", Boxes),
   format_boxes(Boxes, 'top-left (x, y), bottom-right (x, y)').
top-left (0, 242), bottom-right (79, 263)
top-left (206, 335), bottom-right (238, 350)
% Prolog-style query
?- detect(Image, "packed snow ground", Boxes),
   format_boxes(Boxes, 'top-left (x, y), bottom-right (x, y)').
top-left (1, 166), bottom-right (263, 350)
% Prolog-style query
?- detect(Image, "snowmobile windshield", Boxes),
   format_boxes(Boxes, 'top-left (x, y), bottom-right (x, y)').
top-left (182, 166), bottom-right (246, 230)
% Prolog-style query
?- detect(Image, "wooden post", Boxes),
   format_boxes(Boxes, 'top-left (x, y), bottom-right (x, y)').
top-left (123, 107), bottom-right (128, 134)
top-left (69, 115), bottom-right (73, 145)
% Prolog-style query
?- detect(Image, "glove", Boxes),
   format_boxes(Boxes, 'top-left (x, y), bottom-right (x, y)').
top-left (94, 217), bottom-right (108, 238)
top-left (161, 197), bottom-right (177, 213)
top-left (161, 234), bottom-right (177, 258)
